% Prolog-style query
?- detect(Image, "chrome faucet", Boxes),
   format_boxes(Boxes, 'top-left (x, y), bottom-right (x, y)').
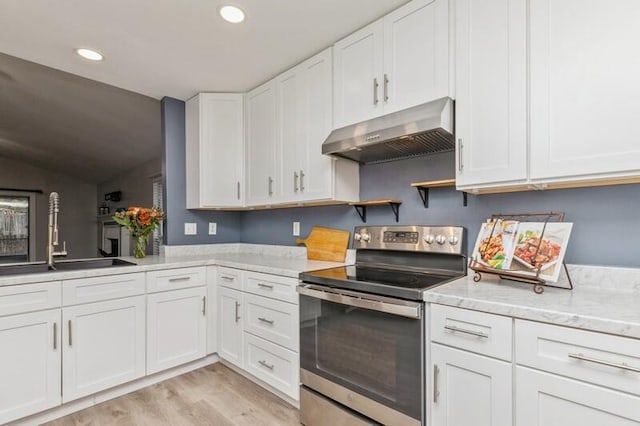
top-left (47, 192), bottom-right (67, 269)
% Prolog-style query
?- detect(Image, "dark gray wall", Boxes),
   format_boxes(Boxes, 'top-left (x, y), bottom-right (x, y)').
top-left (240, 152), bottom-right (640, 268)
top-left (161, 97), bottom-right (242, 245)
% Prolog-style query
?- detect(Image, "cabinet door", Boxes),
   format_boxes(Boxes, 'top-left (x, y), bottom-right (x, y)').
top-left (200, 94), bottom-right (244, 207)
top-left (278, 65), bottom-right (303, 201)
top-left (455, 0), bottom-right (527, 187)
top-left (516, 366), bottom-right (640, 426)
top-left (246, 80), bottom-right (279, 205)
top-left (218, 286), bottom-right (244, 368)
top-left (298, 48), bottom-right (334, 201)
top-left (206, 266), bottom-right (217, 355)
top-left (383, 0), bottom-right (450, 114)
top-left (431, 343), bottom-right (512, 426)
top-left (529, 0), bottom-right (640, 181)
top-left (0, 310), bottom-right (61, 424)
top-left (62, 296), bottom-right (145, 402)
top-left (333, 19), bottom-right (384, 129)
top-left (146, 287), bottom-right (207, 375)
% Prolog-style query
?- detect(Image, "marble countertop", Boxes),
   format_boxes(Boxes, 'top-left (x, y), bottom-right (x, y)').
top-left (0, 252), bottom-right (347, 287)
top-left (425, 271), bottom-right (640, 339)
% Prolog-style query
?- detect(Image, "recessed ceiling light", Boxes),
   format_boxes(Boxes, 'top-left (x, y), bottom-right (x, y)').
top-left (219, 5), bottom-right (245, 23)
top-left (75, 48), bottom-right (104, 61)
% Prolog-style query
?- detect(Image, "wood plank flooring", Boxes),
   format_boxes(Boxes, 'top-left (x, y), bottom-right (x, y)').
top-left (44, 363), bottom-right (300, 426)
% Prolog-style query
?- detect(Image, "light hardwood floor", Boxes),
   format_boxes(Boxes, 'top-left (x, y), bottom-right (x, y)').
top-left (44, 363), bottom-right (300, 426)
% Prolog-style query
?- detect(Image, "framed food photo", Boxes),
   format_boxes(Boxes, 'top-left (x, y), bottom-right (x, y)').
top-left (510, 222), bottom-right (573, 282)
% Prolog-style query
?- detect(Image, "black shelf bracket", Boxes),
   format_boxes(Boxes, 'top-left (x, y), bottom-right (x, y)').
top-left (389, 202), bottom-right (400, 222)
top-left (414, 187), bottom-right (468, 208)
top-left (353, 205), bottom-right (367, 223)
top-left (351, 202), bottom-right (401, 223)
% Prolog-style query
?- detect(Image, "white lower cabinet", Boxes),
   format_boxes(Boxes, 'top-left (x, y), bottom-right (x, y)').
top-left (244, 333), bottom-right (299, 400)
top-left (516, 366), bottom-right (640, 426)
top-left (62, 296), bottom-right (146, 403)
top-left (146, 287), bottom-right (207, 375)
top-left (218, 286), bottom-right (244, 368)
top-left (206, 266), bottom-right (218, 355)
top-left (431, 343), bottom-right (512, 426)
top-left (0, 309), bottom-right (61, 424)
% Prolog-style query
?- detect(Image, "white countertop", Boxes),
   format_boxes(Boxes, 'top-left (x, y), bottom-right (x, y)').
top-left (425, 271), bottom-right (640, 340)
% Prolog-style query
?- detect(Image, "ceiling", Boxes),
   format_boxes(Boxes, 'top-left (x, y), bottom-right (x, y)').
top-left (0, 0), bottom-right (409, 100)
top-left (0, 52), bottom-right (161, 183)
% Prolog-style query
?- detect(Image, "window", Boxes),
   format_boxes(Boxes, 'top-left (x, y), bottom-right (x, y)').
top-left (0, 195), bottom-right (33, 263)
top-left (152, 179), bottom-right (164, 255)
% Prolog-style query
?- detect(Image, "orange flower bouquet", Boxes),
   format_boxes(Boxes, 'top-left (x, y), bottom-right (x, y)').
top-left (113, 207), bottom-right (165, 258)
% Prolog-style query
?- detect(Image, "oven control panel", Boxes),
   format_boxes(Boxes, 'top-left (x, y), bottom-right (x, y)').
top-left (353, 225), bottom-right (465, 255)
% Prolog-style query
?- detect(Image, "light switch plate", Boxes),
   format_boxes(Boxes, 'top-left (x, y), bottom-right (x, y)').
top-left (208, 222), bottom-right (217, 235)
top-left (293, 221), bottom-right (300, 236)
top-left (184, 223), bottom-right (197, 235)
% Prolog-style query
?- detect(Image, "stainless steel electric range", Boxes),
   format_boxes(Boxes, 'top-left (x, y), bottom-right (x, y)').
top-left (297, 225), bottom-right (466, 426)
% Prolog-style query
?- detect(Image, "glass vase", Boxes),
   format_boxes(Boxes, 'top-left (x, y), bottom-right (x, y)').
top-left (133, 235), bottom-right (147, 259)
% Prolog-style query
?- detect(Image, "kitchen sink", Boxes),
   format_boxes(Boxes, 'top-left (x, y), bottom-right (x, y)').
top-left (0, 258), bottom-right (137, 276)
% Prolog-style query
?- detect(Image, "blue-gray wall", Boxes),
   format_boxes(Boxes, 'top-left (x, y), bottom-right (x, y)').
top-left (240, 152), bottom-right (640, 268)
top-left (161, 97), bottom-right (242, 245)
top-left (162, 97), bottom-right (640, 267)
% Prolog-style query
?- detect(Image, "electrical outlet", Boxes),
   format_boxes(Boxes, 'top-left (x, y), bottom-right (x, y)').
top-left (184, 223), bottom-right (197, 235)
top-left (293, 221), bottom-right (300, 236)
top-left (208, 222), bottom-right (217, 235)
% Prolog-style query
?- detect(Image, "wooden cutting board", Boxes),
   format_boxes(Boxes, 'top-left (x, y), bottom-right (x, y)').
top-left (295, 226), bottom-right (350, 262)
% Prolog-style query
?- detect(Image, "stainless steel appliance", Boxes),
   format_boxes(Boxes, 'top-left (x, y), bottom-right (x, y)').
top-left (322, 98), bottom-right (454, 164)
top-left (297, 225), bottom-right (466, 426)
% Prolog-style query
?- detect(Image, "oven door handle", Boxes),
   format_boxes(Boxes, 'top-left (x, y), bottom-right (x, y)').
top-left (297, 285), bottom-right (422, 319)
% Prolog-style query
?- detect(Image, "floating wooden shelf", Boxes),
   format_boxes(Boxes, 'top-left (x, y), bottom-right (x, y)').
top-left (410, 179), bottom-right (467, 208)
top-left (349, 199), bottom-right (402, 223)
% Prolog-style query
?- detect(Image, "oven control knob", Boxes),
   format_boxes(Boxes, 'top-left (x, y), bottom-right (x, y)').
top-left (435, 235), bottom-right (447, 245)
top-left (361, 233), bottom-right (371, 242)
top-left (423, 234), bottom-right (435, 244)
top-left (449, 236), bottom-right (459, 245)
top-left (354, 233), bottom-right (362, 241)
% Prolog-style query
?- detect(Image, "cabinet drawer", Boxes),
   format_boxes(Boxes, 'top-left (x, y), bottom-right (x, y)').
top-left (244, 271), bottom-right (298, 304)
top-left (244, 293), bottom-right (298, 351)
top-left (146, 267), bottom-right (206, 293)
top-left (431, 304), bottom-right (512, 361)
top-left (516, 320), bottom-right (640, 396)
top-left (0, 282), bottom-right (61, 316)
top-left (217, 267), bottom-right (243, 290)
top-left (244, 333), bottom-right (299, 400)
top-left (63, 273), bottom-right (145, 305)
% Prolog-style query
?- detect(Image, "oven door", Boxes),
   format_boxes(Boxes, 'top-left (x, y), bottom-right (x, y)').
top-left (298, 284), bottom-right (424, 426)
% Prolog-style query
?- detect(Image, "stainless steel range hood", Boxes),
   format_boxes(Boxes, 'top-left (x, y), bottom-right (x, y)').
top-left (322, 97), bottom-right (454, 164)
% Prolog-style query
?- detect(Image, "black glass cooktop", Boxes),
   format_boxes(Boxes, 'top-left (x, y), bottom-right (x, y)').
top-left (299, 265), bottom-right (462, 301)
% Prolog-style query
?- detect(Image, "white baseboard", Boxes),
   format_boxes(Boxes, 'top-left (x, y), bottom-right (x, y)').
top-left (8, 355), bottom-right (219, 426)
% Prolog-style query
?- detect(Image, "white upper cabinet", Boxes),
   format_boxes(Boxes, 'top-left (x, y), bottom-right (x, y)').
top-left (333, 19), bottom-right (384, 129)
top-left (246, 80), bottom-right (280, 206)
top-left (529, 0), bottom-right (640, 182)
top-left (279, 48), bottom-right (359, 203)
top-left (333, 0), bottom-right (452, 129)
top-left (455, 0), bottom-right (528, 188)
top-left (383, 0), bottom-right (451, 114)
top-left (186, 93), bottom-right (244, 208)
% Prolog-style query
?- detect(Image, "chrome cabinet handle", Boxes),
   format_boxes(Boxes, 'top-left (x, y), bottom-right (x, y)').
top-left (384, 73), bottom-right (389, 102)
top-left (433, 365), bottom-right (440, 403)
top-left (237, 181), bottom-right (240, 200)
top-left (234, 301), bottom-right (240, 323)
top-left (373, 78), bottom-right (379, 105)
top-left (169, 277), bottom-right (190, 283)
top-left (294, 171), bottom-right (299, 192)
top-left (258, 317), bottom-right (274, 325)
top-left (202, 296), bottom-right (206, 316)
top-left (257, 283), bottom-right (274, 290)
top-left (259, 360), bottom-right (274, 370)
top-left (444, 324), bottom-right (489, 338)
top-left (68, 320), bottom-right (72, 347)
top-left (221, 275), bottom-right (235, 281)
top-left (268, 176), bottom-right (273, 196)
top-left (457, 138), bottom-right (463, 171)
top-left (53, 322), bottom-right (57, 350)
top-left (568, 353), bottom-right (640, 373)
top-left (300, 170), bottom-right (305, 192)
